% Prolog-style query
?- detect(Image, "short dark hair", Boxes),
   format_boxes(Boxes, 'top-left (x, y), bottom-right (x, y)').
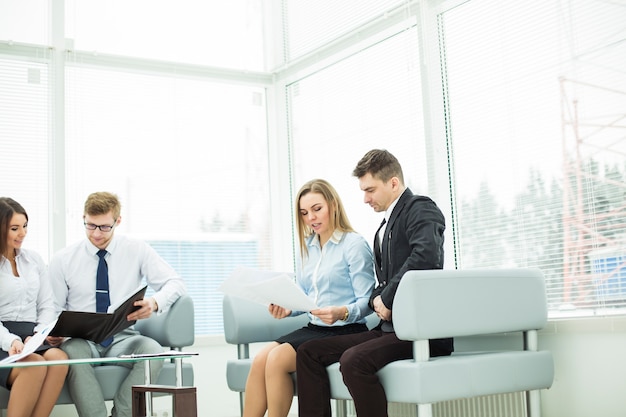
top-left (352, 149), bottom-right (404, 185)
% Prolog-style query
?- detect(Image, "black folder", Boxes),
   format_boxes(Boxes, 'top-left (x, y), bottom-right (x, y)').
top-left (50, 285), bottom-right (148, 344)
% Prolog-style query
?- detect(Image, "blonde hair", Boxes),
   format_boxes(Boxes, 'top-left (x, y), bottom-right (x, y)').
top-left (84, 192), bottom-right (121, 219)
top-left (295, 179), bottom-right (354, 257)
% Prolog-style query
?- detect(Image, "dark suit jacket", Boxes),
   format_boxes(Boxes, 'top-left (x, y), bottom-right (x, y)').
top-left (370, 187), bottom-right (453, 355)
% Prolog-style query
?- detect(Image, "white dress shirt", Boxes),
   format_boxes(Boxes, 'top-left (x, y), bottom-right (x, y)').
top-left (48, 234), bottom-right (186, 316)
top-left (379, 193), bottom-right (400, 244)
top-left (0, 248), bottom-right (58, 351)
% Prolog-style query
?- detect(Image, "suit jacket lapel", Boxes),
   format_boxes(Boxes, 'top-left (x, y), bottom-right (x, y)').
top-left (380, 189), bottom-right (412, 283)
top-left (374, 219), bottom-right (385, 281)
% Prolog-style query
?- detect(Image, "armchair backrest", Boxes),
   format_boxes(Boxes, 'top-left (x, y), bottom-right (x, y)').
top-left (222, 295), bottom-right (309, 345)
top-left (393, 268), bottom-right (548, 341)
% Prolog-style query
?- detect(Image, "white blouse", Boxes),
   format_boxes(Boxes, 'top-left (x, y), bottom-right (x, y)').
top-left (0, 248), bottom-right (57, 351)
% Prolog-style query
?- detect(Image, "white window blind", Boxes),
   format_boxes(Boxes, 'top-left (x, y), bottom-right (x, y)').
top-left (440, 0), bottom-right (626, 316)
top-left (0, 45), bottom-right (51, 258)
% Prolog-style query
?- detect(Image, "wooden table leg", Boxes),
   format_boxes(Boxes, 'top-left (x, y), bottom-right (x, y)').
top-left (132, 385), bottom-right (197, 417)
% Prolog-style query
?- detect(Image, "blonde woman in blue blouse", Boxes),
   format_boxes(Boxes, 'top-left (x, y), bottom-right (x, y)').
top-left (243, 179), bottom-right (375, 417)
top-left (0, 197), bottom-right (68, 417)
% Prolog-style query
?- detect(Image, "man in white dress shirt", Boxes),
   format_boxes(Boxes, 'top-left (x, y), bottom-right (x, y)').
top-left (47, 191), bottom-right (187, 417)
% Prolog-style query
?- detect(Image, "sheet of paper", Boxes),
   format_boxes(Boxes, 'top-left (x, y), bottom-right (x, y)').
top-left (219, 266), bottom-right (318, 311)
top-left (0, 319), bottom-right (57, 364)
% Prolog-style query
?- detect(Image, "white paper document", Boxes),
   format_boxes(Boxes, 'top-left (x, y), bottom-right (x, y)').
top-left (219, 266), bottom-right (318, 312)
top-left (0, 319), bottom-right (58, 364)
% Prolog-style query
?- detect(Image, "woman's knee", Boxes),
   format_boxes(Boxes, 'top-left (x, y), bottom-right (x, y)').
top-left (44, 347), bottom-right (69, 361)
top-left (250, 352), bottom-right (269, 374)
top-left (266, 344), bottom-right (296, 374)
top-left (12, 357), bottom-right (47, 383)
top-left (248, 343), bottom-right (279, 378)
top-left (21, 353), bottom-right (46, 363)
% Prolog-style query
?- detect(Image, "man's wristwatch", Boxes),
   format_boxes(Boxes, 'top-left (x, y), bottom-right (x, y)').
top-left (343, 307), bottom-right (349, 321)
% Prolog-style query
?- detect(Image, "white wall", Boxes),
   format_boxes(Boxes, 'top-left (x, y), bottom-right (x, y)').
top-left (540, 317), bottom-right (626, 417)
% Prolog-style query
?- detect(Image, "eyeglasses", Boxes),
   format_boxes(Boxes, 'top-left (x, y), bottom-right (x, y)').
top-left (84, 220), bottom-right (117, 232)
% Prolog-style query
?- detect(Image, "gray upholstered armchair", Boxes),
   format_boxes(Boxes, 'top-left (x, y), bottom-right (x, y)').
top-left (224, 269), bottom-right (554, 417)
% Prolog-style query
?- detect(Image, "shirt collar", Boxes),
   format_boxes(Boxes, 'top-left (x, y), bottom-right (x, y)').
top-left (328, 229), bottom-right (345, 244)
top-left (86, 234), bottom-right (118, 255)
top-left (307, 229), bottom-right (345, 248)
top-left (6, 248), bottom-right (31, 264)
top-left (3, 248), bottom-right (23, 263)
top-left (384, 194), bottom-right (401, 224)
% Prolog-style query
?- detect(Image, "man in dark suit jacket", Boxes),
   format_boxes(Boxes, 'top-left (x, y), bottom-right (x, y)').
top-left (296, 149), bottom-right (453, 417)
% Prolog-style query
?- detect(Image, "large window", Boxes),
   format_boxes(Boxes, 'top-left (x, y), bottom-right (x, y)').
top-left (1, 0), bottom-right (274, 336)
top-left (287, 26), bottom-right (430, 243)
top-left (441, 0), bottom-right (626, 315)
top-left (64, 63), bottom-right (272, 335)
top-left (2, 0), bottom-right (625, 334)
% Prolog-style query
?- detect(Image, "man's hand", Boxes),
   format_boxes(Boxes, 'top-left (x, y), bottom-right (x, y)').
top-left (268, 303), bottom-right (291, 319)
top-left (127, 297), bottom-right (157, 321)
top-left (46, 336), bottom-right (65, 347)
top-left (373, 295), bottom-right (391, 321)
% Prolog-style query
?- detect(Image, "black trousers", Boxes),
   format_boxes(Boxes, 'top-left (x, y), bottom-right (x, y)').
top-left (296, 328), bottom-right (453, 417)
top-left (296, 329), bottom-right (407, 417)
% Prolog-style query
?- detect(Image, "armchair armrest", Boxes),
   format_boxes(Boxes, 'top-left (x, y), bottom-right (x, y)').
top-left (135, 295), bottom-right (195, 348)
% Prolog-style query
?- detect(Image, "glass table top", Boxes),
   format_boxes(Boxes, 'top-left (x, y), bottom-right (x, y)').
top-left (0, 350), bottom-right (197, 368)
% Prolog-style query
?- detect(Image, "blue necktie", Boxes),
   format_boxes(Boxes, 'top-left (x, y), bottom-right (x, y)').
top-left (96, 249), bottom-right (113, 346)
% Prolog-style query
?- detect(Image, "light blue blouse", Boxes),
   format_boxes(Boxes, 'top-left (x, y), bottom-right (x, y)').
top-left (294, 230), bottom-right (375, 326)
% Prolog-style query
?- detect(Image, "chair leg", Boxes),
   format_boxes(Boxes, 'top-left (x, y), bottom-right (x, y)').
top-left (335, 399), bottom-right (347, 417)
top-left (527, 390), bottom-right (542, 417)
top-left (239, 392), bottom-right (245, 417)
top-left (417, 403), bottom-right (433, 417)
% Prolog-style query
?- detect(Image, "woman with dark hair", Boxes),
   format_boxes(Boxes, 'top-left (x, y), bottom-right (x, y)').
top-left (0, 197), bottom-right (68, 417)
top-left (242, 179), bottom-right (375, 417)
